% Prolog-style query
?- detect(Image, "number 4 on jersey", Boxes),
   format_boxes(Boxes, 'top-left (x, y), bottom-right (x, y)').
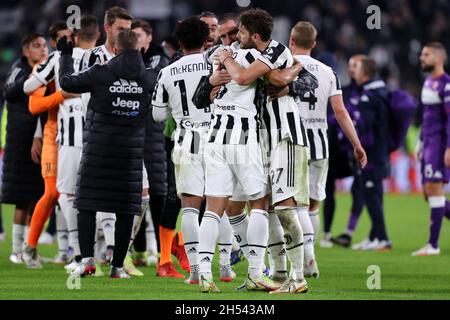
top-left (300, 90), bottom-right (317, 111)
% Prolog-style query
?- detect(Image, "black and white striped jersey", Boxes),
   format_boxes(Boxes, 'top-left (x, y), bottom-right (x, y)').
top-left (79, 44), bottom-right (115, 71)
top-left (152, 53), bottom-right (212, 154)
top-left (294, 55), bottom-right (342, 160)
top-left (258, 40), bottom-right (308, 150)
top-left (207, 47), bottom-right (262, 145)
top-left (23, 48), bottom-right (86, 147)
top-left (79, 44), bottom-right (115, 115)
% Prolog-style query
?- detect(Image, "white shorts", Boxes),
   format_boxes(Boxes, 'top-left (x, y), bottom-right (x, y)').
top-left (57, 145), bottom-right (82, 194)
top-left (204, 140), bottom-right (269, 200)
top-left (269, 139), bottom-right (309, 207)
top-left (142, 162), bottom-right (149, 190)
top-left (308, 158), bottom-right (328, 201)
top-left (172, 144), bottom-right (205, 198)
top-left (230, 182), bottom-right (247, 202)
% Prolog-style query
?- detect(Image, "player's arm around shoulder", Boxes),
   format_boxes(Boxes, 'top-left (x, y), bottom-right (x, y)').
top-left (218, 48), bottom-right (269, 85)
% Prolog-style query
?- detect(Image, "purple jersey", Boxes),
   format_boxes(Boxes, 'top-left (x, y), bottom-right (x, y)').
top-left (421, 73), bottom-right (450, 145)
top-left (420, 72), bottom-right (450, 183)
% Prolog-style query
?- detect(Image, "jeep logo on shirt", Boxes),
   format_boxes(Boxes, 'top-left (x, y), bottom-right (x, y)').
top-left (112, 97), bottom-right (140, 110)
top-left (109, 79), bottom-right (143, 94)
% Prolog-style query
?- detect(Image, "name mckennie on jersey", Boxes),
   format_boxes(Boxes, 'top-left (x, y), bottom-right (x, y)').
top-left (153, 53), bottom-right (212, 154)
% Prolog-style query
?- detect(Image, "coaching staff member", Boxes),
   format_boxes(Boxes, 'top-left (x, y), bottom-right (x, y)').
top-left (58, 29), bottom-right (157, 278)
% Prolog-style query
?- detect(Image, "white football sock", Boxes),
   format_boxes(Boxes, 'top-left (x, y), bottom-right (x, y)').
top-left (23, 225), bottom-right (30, 246)
top-left (181, 207), bottom-right (200, 270)
top-left (128, 196), bottom-right (149, 249)
top-left (97, 212), bottom-right (116, 247)
top-left (228, 211), bottom-right (249, 259)
top-left (199, 211), bottom-right (221, 280)
top-left (55, 207), bottom-right (69, 255)
top-left (247, 209), bottom-right (269, 278)
top-left (58, 194), bottom-right (80, 257)
top-left (309, 209), bottom-right (320, 239)
top-left (12, 224), bottom-right (25, 254)
top-left (145, 206), bottom-right (157, 255)
top-left (94, 218), bottom-right (105, 261)
top-left (297, 207), bottom-right (315, 262)
top-left (268, 211), bottom-right (287, 278)
top-left (218, 213), bottom-right (232, 266)
top-left (277, 208), bottom-right (304, 280)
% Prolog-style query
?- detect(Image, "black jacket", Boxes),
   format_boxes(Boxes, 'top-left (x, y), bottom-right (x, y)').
top-left (142, 45), bottom-right (169, 196)
top-left (1, 56), bottom-right (44, 205)
top-left (356, 79), bottom-right (390, 175)
top-left (59, 49), bottom-right (157, 215)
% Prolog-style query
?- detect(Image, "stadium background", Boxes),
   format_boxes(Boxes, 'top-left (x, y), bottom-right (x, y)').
top-left (0, 0), bottom-right (449, 192)
top-left (0, 0), bottom-right (449, 300)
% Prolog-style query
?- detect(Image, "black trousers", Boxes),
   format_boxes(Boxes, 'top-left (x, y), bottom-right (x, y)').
top-left (323, 161), bottom-right (363, 234)
top-left (360, 169), bottom-right (389, 241)
top-left (78, 210), bottom-right (134, 268)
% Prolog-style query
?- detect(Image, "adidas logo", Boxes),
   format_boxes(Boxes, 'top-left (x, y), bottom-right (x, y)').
top-left (279, 248), bottom-right (287, 256)
top-left (109, 79), bottom-right (143, 94)
top-left (201, 256), bottom-right (211, 262)
top-left (104, 223), bottom-right (112, 229)
top-left (249, 250), bottom-right (257, 256)
top-left (219, 249), bottom-right (227, 254)
top-left (276, 188), bottom-right (284, 194)
top-left (187, 247), bottom-right (197, 254)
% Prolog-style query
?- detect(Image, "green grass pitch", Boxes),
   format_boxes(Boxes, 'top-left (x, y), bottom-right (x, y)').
top-left (0, 194), bottom-right (449, 300)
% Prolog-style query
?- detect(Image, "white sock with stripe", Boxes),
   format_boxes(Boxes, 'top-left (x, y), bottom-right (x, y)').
top-left (247, 209), bottom-right (269, 278)
top-left (199, 211), bottom-right (221, 280)
top-left (218, 213), bottom-right (232, 267)
top-left (268, 211), bottom-right (287, 279)
top-left (277, 208), bottom-right (305, 280)
top-left (182, 207), bottom-right (200, 271)
top-left (297, 207), bottom-right (315, 262)
top-left (97, 212), bottom-right (116, 248)
top-left (228, 211), bottom-right (249, 259)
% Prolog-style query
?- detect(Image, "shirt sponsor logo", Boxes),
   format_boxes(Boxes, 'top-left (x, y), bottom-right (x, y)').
top-left (112, 97), bottom-right (140, 110)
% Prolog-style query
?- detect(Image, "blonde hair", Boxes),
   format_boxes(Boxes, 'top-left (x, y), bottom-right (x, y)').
top-left (291, 21), bottom-right (317, 49)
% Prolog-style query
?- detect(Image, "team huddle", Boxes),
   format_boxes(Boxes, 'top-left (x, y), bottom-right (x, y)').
top-left (2, 5), bottom-right (449, 295)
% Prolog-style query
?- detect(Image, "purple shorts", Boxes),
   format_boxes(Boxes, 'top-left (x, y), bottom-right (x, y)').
top-left (421, 137), bottom-right (449, 184)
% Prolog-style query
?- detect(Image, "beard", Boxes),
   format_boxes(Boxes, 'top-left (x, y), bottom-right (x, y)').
top-left (421, 64), bottom-right (435, 73)
top-left (239, 37), bottom-right (257, 50)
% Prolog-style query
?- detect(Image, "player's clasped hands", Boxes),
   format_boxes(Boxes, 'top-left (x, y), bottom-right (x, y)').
top-left (209, 69), bottom-right (232, 86)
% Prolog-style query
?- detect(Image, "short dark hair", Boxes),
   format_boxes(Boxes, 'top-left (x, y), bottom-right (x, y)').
top-left (21, 33), bottom-right (45, 48)
top-left (239, 8), bottom-right (273, 42)
top-left (76, 15), bottom-right (99, 42)
top-left (219, 13), bottom-right (238, 25)
top-left (199, 11), bottom-right (218, 20)
top-left (360, 57), bottom-right (378, 79)
top-left (175, 16), bottom-right (209, 51)
top-left (291, 21), bottom-right (317, 49)
top-left (131, 19), bottom-right (153, 35)
top-left (116, 29), bottom-right (138, 52)
top-left (104, 6), bottom-right (133, 26)
top-left (162, 35), bottom-right (180, 51)
top-left (48, 21), bottom-right (68, 41)
top-left (425, 42), bottom-right (448, 60)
